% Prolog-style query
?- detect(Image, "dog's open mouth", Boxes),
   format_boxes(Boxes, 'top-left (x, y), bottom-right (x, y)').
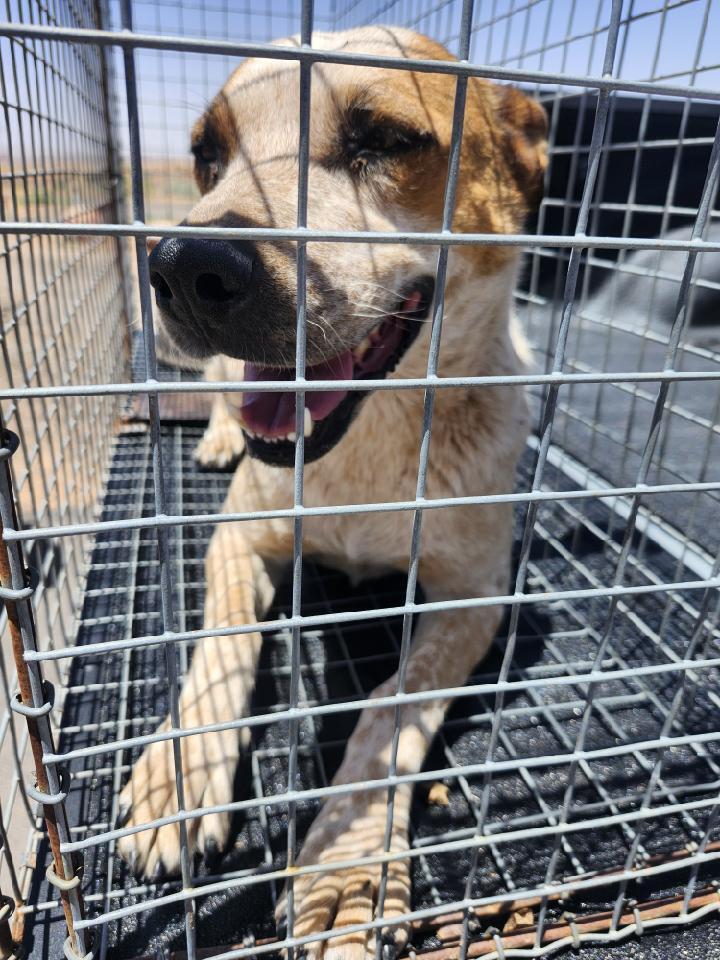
top-left (239, 278), bottom-right (434, 465)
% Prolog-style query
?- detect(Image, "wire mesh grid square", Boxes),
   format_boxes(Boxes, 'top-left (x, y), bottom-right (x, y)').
top-left (1, 1), bottom-right (720, 960)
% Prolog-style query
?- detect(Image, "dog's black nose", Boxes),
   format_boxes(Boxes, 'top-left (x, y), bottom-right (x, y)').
top-left (148, 237), bottom-right (254, 318)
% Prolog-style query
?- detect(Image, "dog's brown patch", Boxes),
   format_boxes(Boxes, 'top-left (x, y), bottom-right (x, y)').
top-left (352, 32), bottom-right (547, 275)
top-left (191, 92), bottom-right (240, 194)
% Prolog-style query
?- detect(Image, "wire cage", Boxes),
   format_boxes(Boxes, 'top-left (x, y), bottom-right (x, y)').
top-left (1, 1), bottom-right (720, 959)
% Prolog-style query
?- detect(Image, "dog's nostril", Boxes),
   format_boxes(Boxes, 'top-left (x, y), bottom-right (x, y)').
top-left (195, 272), bottom-right (236, 303)
top-left (151, 272), bottom-right (173, 300)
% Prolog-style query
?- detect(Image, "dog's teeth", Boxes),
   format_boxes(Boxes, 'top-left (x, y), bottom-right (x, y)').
top-left (288, 432), bottom-right (297, 443)
top-left (353, 335), bottom-right (373, 359)
top-left (304, 408), bottom-right (314, 438)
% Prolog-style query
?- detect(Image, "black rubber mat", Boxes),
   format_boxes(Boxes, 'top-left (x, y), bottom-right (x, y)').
top-left (22, 422), bottom-right (720, 960)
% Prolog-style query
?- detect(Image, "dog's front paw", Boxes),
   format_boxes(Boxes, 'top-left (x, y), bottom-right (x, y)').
top-left (194, 415), bottom-right (245, 470)
top-left (277, 791), bottom-right (411, 960)
top-left (116, 725), bottom-right (241, 878)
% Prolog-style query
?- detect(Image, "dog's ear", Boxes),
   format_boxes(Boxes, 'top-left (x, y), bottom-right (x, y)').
top-left (492, 85), bottom-right (548, 213)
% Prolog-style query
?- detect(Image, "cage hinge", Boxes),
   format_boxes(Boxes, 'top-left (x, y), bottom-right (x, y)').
top-left (0, 431), bottom-right (19, 462)
top-left (11, 679), bottom-right (54, 718)
top-left (0, 895), bottom-right (18, 960)
top-left (0, 567), bottom-right (38, 604)
top-left (0, 426), bottom-right (90, 960)
top-left (25, 767), bottom-right (70, 807)
top-left (46, 862), bottom-right (82, 893)
top-left (63, 934), bottom-right (93, 960)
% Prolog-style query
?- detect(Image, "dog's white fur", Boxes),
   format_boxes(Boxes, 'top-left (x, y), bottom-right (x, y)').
top-left (118, 27), bottom-right (546, 959)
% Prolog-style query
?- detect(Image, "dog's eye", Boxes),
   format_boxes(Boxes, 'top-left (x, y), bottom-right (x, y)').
top-left (343, 112), bottom-right (433, 174)
top-left (348, 126), bottom-right (414, 156)
top-left (192, 141), bottom-right (221, 189)
top-left (192, 140), bottom-right (217, 164)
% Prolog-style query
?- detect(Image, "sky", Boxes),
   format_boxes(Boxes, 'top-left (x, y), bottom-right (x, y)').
top-left (100, 0), bottom-right (720, 159)
top-left (2, 0), bottom-right (718, 192)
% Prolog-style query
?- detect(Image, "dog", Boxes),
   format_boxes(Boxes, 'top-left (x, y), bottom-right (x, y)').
top-left (118, 26), bottom-right (547, 959)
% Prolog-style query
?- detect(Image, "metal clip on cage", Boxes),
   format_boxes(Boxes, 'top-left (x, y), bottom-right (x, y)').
top-left (0, 429), bottom-right (88, 960)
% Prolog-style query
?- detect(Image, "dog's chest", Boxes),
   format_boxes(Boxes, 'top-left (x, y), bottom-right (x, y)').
top-left (302, 510), bottom-right (414, 582)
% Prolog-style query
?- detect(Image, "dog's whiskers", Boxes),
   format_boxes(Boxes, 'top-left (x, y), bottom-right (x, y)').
top-left (345, 279), bottom-right (406, 299)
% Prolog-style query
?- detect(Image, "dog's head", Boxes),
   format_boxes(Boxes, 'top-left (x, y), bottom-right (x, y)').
top-left (149, 27), bottom-right (547, 465)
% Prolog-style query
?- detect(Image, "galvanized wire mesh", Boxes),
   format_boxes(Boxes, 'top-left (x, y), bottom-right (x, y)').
top-left (0, 1), bottom-right (719, 959)
top-left (0, 0), bottom-right (130, 930)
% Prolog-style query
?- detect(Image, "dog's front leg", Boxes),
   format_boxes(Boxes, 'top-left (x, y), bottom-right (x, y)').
top-left (194, 393), bottom-right (246, 470)
top-left (194, 357), bottom-right (246, 470)
top-left (279, 600), bottom-right (503, 960)
top-left (117, 521), bottom-right (278, 878)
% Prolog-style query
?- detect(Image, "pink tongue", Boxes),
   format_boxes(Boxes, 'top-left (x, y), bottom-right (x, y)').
top-left (240, 351), bottom-right (353, 438)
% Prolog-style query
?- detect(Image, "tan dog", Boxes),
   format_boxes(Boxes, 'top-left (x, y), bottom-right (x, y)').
top-left (118, 26), bottom-right (546, 959)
